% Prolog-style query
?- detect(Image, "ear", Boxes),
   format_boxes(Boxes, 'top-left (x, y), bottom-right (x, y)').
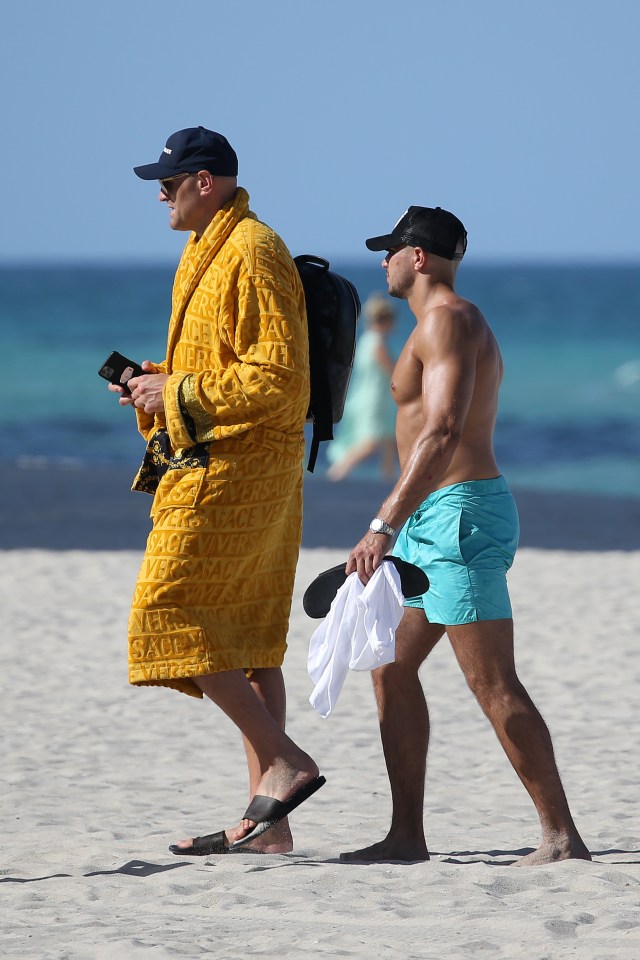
top-left (196, 170), bottom-right (215, 194)
top-left (413, 246), bottom-right (428, 270)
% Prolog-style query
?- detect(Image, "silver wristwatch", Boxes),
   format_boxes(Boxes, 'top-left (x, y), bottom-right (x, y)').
top-left (369, 517), bottom-right (395, 536)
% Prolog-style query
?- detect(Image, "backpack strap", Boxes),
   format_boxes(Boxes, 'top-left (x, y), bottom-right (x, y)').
top-left (306, 287), bottom-right (334, 472)
top-left (294, 254), bottom-right (360, 474)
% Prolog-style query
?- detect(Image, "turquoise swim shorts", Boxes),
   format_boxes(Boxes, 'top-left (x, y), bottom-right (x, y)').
top-left (394, 476), bottom-right (519, 625)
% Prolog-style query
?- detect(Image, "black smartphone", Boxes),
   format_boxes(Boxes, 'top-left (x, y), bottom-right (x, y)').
top-left (98, 351), bottom-right (145, 395)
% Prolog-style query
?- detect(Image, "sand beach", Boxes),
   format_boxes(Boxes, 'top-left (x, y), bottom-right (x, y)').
top-left (1, 464), bottom-right (639, 959)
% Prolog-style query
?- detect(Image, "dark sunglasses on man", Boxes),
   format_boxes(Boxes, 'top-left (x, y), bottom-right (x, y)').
top-left (158, 172), bottom-right (195, 198)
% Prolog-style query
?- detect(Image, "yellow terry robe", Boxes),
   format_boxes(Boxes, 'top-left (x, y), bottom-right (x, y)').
top-left (128, 189), bottom-right (309, 697)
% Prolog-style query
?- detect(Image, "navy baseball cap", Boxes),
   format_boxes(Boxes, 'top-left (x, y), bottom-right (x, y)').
top-left (133, 126), bottom-right (238, 180)
top-left (366, 206), bottom-right (467, 261)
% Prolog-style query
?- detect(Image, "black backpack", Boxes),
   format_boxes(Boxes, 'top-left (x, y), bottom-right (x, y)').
top-left (294, 255), bottom-right (361, 472)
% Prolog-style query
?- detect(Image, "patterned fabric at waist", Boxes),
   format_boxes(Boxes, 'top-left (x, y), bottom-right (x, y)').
top-left (132, 425), bottom-right (304, 495)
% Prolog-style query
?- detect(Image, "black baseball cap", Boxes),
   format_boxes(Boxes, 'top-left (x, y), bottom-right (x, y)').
top-left (366, 206), bottom-right (468, 261)
top-left (133, 126), bottom-right (238, 180)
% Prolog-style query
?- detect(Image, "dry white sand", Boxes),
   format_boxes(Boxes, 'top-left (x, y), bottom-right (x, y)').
top-left (2, 545), bottom-right (639, 959)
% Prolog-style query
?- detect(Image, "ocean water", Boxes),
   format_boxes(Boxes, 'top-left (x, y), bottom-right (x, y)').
top-left (1, 261), bottom-right (639, 497)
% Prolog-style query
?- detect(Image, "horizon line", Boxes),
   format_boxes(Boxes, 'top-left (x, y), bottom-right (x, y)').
top-left (1, 255), bottom-right (639, 269)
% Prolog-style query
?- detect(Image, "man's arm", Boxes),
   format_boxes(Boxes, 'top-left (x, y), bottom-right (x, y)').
top-left (346, 305), bottom-right (480, 582)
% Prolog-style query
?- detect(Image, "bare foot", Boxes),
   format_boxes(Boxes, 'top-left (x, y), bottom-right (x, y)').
top-left (340, 837), bottom-right (429, 864)
top-left (241, 820), bottom-right (293, 854)
top-left (514, 835), bottom-right (591, 866)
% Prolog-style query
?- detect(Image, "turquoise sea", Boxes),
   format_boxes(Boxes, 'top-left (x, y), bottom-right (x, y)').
top-left (1, 261), bottom-right (639, 498)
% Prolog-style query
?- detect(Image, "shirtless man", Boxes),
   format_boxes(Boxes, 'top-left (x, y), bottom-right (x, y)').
top-left (341, 206), bottom-right (590, 865)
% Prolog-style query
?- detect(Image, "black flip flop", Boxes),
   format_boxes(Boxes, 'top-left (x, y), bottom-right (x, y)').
top-left (303, 556), bottom-right (429, 619)
top-left (169, 775), bottom-right (326, 856)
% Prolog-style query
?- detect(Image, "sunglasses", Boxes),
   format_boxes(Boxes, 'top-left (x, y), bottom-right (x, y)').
top-left (158, 172), bottom-right (195, 198)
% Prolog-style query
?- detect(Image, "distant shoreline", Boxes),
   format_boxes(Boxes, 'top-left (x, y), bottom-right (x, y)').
top-left (1, 461), bottom-right (638, 552)
top-left (2, 257), bottom-right (640, 268)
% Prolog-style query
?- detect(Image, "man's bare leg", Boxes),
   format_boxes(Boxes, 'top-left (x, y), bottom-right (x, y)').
top-left (446, 619), bottom-right (591, 865)
top-left (241, 668), bottom-right (293, 853)
top-left (172, 668), bottom-right (319, 851)
top-left (341, 609), bottom-right (445, 862)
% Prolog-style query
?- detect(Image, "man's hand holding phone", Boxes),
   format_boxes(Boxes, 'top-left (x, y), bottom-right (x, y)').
top-left (126, 363), bottom-right (168, 414)
top-left (100, 351), bottom-right (167, 413)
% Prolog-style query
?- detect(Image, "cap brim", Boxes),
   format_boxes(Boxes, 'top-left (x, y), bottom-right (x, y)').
top-left (365, 233), bottom-right (396, 251)
top-left (133, 162), bottom-right (178, 180)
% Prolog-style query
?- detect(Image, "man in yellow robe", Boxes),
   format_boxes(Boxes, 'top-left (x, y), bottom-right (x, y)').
top-left (109, 127), bottom-right (324, 855)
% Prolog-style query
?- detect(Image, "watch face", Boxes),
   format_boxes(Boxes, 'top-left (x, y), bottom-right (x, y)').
top-left (371, 518), bottom-right (392, 534)
top-left (370, 517), bottom-right (394, 536)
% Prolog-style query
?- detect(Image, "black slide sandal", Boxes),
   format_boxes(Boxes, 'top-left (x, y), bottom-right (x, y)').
top-left (169, 830), bottom-right (229, 856)
top-left (169, 776), bottom-right (326, 856)
top-left (303, 556), bottom-right (429, 619)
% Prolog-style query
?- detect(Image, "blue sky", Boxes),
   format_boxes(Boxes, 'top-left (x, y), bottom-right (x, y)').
top-left (3, 0), bottom-right (639, 263)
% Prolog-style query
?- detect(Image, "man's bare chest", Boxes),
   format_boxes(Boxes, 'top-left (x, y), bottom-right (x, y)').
top-left (391, 335), bottom-right (423, 406)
